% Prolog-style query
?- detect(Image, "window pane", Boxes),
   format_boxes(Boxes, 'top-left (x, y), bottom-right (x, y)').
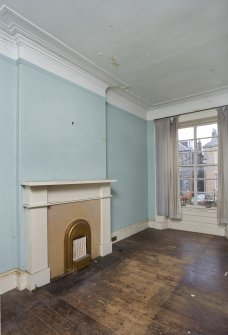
top-left (178, 127), bottom-right (194, 141)
top-left (197, 124), bottom-right (217, 139)
top-left (197, 151), bottom-right (218, 165)
top-left (180, 179), bottom-right (194, 193)
top-left (196, 139), bottom-right (204, 152)
top-left (198, 137), bottom-right (218, 148)
top-left (197, 181), bottom-right (206, 192)
top-left (196, 151), bottom-right (207, 164)
top-left (205, 192), bottom-right (217, 207)
top-left (180, 181), bottom-right (194, 206)
top-left (205, 178), bottom-right (218, 193)
top-left (203, 149), bottom-right (218, 164)
top-left (194, 192), bottom-right (217, 207)
top-left (179, 152), bottom-right (194, 165)
top-left (197, 179), bottom-right (205, 193)
top-left (179, 167), bottom-right (194, 179)
top-left (196, 193), bottom-right (207, 205)
top-left (197, 166), bottom-right (218, 179)
top-left (179, 140), bottom-right (194, 151)
top-left (197, 178), bottom-right (218, 192)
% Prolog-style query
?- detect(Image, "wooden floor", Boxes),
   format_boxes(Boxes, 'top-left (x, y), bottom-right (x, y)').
top-left (2, 229), bottom-right (228, 335)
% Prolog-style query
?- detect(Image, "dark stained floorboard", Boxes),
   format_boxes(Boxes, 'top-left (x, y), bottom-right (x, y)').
top-left (1, 229), bottom-right (228, 334)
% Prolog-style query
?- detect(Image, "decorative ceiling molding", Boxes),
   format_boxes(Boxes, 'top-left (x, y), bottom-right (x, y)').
top-left (1, 5), bottom-right (226, 122)
top-left (107, 90), bottom-right (147, 120)
top-left (0, 5), bottom-right (148, 118)
top-left (147, 86), bottom-right (228, 120)
top-left (0, 29), bottom-right (17, 59)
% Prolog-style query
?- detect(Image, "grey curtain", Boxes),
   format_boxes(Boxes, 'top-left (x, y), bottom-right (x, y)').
top-left (217, 106), bottom-right (228, 229)
top-left (155, 117), bottom-right (181, 219)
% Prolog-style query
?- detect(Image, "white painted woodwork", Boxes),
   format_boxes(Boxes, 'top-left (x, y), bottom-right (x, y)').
top-left (111, 220), bottom-right (149, 243)
top-left (153, 205), bottom-right (225, 236)
top-left (21, 180), bottom-right (115, 290)
top-left (21, 179), bottom-right (116, 186)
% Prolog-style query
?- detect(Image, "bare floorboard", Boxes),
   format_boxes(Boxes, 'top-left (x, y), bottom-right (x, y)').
top-left (1, 229), bottom-right (228, 335)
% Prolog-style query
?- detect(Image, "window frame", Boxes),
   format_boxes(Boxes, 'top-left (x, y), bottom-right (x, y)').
top-left (178, 117), bottom-right (218, 208)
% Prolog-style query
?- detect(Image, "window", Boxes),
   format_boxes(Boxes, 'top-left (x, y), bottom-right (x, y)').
top-left (178, 122), bottom-right (218, 207)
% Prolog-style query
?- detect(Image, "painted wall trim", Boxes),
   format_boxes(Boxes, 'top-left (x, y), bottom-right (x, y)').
top-left (21, 179), bottom-right (117, 186)
top-left (148, 220), bottom-right (169, 230)
top-left (147, 86), bottom-right (228, 120)
top-left (0, 268), bottom-right (50, 294)
top-left (0, 5), bottom-right (148, 119)
top-left (110, 217), bottom-right (224, 241)
top-left (111, 220), bottom-right (149, 243)
top-left (0, 269), bottom-right (19, 294)
top-left (169, 221), bottom-right (225, 237)
top-left (149, 218), bottom-right (225, 236)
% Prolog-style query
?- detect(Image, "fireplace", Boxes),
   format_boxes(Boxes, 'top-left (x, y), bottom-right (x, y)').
top-left (22, 180), bottom-right (115, 290)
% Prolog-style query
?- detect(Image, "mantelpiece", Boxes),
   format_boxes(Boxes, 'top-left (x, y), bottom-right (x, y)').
top-left (21, 179), bottom-right (116, 186)
top-left (22, 179), bottom-right (116, 290)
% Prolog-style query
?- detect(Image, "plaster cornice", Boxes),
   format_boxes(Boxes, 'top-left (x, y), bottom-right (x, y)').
top-left (147, 86), bottom-right (228, 120)
top-left (107, 90), bottom-right (147, 120)
top-left (0, 5), bottom-right (148, 119)
top-left (0, 5), bottom-right (227, 121)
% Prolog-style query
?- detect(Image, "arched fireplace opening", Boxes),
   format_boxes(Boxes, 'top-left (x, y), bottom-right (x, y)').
top-left (64, 219), bottom-right (91, 273)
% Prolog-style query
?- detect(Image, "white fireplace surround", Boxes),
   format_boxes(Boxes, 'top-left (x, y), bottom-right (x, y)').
top-left (21, 179), bottom-right (116, 291)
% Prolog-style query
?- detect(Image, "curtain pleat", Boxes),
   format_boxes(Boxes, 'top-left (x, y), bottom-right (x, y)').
top-left (169, 118), bottom-right (182, 219)
top-left (155, 117), bottom-right (181, 219)
top-left (155, 118), bottom-right (170, 217)
top-left (217, 106), bottom-right (228, 227)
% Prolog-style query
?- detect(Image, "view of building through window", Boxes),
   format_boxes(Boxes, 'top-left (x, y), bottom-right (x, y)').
top-left (178, 122), bottom-right (218, 207)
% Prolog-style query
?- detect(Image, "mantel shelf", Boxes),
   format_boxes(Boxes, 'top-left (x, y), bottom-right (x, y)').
top-left (21, 179), bottom-right (117, 187)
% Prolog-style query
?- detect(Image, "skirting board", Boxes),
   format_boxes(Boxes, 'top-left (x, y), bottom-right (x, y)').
top-left (148, 219), bottom-right (169, 230)
top-left (100, 241), bottom-right (113, 257)
top-left (0, 269), bottom-right (27, 295)
top-left (112, 218), bottom-right (225, 244)
top-left (148, 219), bottom-right (225, 236)
top-left (0, 268), bottom-right (50, 295)
top-left (169, 221), bottom-right (225, 236)
top-left (0, 269), bottom-right (19, 294)
top-left (111, 220), bottom-right (149, 243)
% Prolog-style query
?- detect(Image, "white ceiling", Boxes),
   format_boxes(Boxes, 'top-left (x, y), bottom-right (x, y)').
top-left (1, 0), bottom-right (228, 109)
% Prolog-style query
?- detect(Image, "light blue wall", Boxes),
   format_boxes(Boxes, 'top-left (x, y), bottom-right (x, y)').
top-left (17, 61), bottom-right (108, 270)
top-left (19, 61), bottom-right (106, 182)
top-left (107, 104), bottom-right (148, 232)
top-left (147, 120), bottom-right (156, 219)
top-left (0, 56), bottom-right (17, 272)
top-left (0, 55), bottom-right (156, 274)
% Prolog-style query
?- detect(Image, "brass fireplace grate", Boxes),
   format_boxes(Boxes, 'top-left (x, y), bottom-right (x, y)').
top-left (64, 219), bottom-right (91, 272)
